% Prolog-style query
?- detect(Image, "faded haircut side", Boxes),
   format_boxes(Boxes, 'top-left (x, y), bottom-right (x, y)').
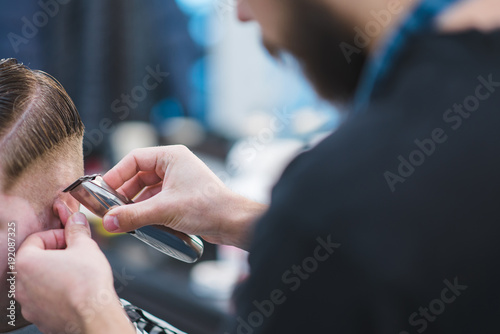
top-left (0, 58), bottom-right (84, 191)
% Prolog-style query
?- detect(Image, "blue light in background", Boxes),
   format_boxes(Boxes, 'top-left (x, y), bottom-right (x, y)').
top-left (188, 56), bottom-right (211, 123)
top-left (188, 13), bottom-right (225, 47)
top-left (175, 0), bottom-right (213, 16)
top-left (172, 0), bottom-right (216, 125)
top-left (150, 97), bottom-right (185, 130)
top-left (190, 56), bottom-right (207, 93)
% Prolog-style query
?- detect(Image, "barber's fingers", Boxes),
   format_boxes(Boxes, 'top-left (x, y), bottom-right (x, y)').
top-left (132, 183), bottom-right (162, 203)
top-left (103, 195), bottom-right (168, 233)
top-left (103, 146), bottom-right (174, 190)
top-left (64, 212), bottom-right (92, 247)
top-left (18, 214), bottom-right (90, 251)
top-left (53, 199), bottom-right (73, 226)
top-left (20, 229), bottom-right (67, 251)
top-left (117, 171), bottom-right (162, 200)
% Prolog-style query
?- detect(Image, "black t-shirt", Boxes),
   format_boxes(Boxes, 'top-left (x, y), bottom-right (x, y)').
top-left (226, 29), bottom-right (500, 334)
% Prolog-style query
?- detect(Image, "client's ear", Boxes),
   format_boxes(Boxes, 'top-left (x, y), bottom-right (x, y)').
top-left (53, 198), bottom-right (73, 226)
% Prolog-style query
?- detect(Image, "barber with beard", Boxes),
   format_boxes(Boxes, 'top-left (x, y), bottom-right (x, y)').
top-left (15, 0), bottom-right (500, 333)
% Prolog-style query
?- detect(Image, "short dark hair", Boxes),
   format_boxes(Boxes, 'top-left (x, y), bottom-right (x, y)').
top-left (0, 58), bottom-right (84, 190)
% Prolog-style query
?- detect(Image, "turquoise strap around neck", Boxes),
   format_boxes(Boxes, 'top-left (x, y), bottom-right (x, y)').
top-left (352, 0), bottom-right (462, 114)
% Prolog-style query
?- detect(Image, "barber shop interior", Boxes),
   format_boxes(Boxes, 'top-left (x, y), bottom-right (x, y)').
top-left (1, 0), bottom-right (500, 333)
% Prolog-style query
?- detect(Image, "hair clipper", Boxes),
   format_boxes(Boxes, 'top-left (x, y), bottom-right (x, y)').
top-left (63, 174), bottom-right (203, 263)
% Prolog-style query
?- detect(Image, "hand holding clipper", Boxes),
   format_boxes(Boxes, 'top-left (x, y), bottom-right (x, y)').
top-left (63, 174), bottom-right (204, 263)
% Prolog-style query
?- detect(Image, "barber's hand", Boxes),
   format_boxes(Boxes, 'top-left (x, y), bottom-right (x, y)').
top-left (16, 213), bottom-right (135, 334)
top-left (103, 145), bottom-right (267, 250)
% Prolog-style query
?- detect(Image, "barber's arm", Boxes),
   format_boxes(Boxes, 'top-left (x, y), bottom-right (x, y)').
top-left (102, 145), bottom-right (268, 251)
top-left (16, 213), bottom-right (135, 334)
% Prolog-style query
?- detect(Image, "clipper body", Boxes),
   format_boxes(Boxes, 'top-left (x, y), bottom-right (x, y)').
top-left (63, 174), bottom-right (203, 263)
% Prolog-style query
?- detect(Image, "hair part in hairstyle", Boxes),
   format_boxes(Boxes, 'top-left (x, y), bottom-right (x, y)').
top-left (0, 58), bottom-right (84, 191)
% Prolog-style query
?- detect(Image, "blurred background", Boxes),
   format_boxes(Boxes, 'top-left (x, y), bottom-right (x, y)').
top-left (0, 1), bottom-right (341, 333)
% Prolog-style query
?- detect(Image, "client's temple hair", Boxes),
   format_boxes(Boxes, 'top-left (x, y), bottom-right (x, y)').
top-left (0, 58), bottom-right (84, 190)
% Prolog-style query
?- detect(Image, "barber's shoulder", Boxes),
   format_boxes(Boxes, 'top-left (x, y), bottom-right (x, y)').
top-left (267, 113), bottom-right (395, 225)
top-left (277, 112), bottom-right (395, 184)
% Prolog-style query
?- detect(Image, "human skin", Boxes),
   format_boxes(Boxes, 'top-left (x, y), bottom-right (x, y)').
top-left (0, 142), bottom-right (83, 332)
top-left (14, 0), bottom-right (500, 332)
top-left (101, 146), bottom-right (267, 251)
top-left (15, 212), bottom-right (135, 334)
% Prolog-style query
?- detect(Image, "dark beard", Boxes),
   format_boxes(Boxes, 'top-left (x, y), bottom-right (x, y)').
top-left (263, 0), bottom-right (368, 105)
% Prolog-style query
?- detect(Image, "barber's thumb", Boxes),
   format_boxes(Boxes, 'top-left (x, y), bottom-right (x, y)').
top-left (103, 199), bottom-right (158, 233)
top-left (65, 212), bottom-right (91, 246)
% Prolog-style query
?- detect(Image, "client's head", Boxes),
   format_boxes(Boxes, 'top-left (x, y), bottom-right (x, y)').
top-left (0, 58), bottom-right (84, 222)
top-left (0, 58), bottom-right (84, 330)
